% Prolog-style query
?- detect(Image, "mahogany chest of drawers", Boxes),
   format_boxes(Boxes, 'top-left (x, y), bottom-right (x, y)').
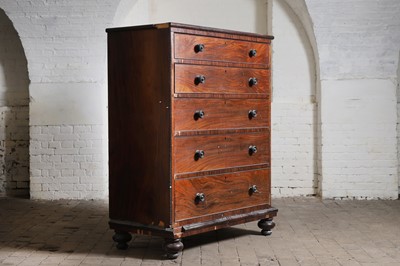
top-left (106, 22), bottom-right (277, 259)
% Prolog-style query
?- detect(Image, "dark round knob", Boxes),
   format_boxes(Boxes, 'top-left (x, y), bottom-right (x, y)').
top-left (249, 49), bottom-right (257, 57)
top-left (194, 110), bottom-right (205, 120)
top-left (249, 185), bottom-right (258, 194)
top-left (194, 150), bottom-right (205, 160)
top-left (194, 75), bottom-right (206, 85)
top-left (249, 77), bottom-right (258, 87)
top-left (248, 145), bottom-right (257, 155)
top-left (194, 44), bottom-right (205, 53)
top-left (195, 193), bottom-right (205, 203)
top-left (248, 110), bottom-right (257, 119)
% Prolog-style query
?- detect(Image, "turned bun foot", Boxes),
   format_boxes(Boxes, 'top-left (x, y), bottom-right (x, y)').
top-left (163, 238), bottom-right (184, 259)
top-left (258, 218), bottom-right (275, 236)
top-left (112, 231), bottom-right (132, 250)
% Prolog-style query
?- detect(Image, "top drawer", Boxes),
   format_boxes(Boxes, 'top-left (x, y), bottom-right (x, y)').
top-left (174, 33), bottom-right (270, 66)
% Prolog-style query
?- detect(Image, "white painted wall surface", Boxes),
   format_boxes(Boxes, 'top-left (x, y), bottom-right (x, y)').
top-left (307, 0), bottom-right (400, 199)
top-left (321, 79), bottom-right (398, 199)
top-left (0, 0), bottom-right (120, 199)
top-left (270, 0), bottom-right (317, 197)
top-left (0, 9), bottom-right (29, 197)
top-left (114, 0), bottom-right (268, 34)
top-left (0, 0), bottom-right (399, 199)
top-left (396, 53), bottom-right (400, 194)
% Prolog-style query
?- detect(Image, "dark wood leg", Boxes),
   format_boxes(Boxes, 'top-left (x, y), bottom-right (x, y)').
top-left (163, 238), bottom-right (184, 259)
top-left (258, 218), bottom-right (275, 236)
top-left (112, 230), bottom-right (132, 250)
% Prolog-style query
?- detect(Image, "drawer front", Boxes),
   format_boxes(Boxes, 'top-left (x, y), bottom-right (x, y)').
top-left (175, 169), bottom-right (270, 221)
top-left (174, 132), bottom-right (269, 174)
top-left (174, 98), bottom-right (269, 132)
top-left (175, 64), bottom-right (269, 94)
top-left (174, 33), bottom-right (270, 65)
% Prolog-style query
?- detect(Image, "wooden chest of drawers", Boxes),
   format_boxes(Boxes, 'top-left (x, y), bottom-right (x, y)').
top-left (106, 22), bottom-right (277, 259)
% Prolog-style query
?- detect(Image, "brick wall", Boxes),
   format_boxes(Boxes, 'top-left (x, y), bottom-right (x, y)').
top-left (397, 53), bottom-right (400, 194)
top-left (307, 0), bottom-right (400, 199)
top-left (0, 0), bottom-right (399, 199)
top-left (0, 0), bottom-right (118, 199)
top-left (271, 0), bottom-right (318, 197)
top-left (30, 125), bottom-right (106, 199)
top-left (0, 9), bottom-right (29, 197)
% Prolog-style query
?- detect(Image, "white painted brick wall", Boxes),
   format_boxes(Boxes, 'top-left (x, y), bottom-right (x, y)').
top-left (321, 79), bottom-right (398, 199)
top-left (306, 0), bottom-right (400, 80)
top-left (0, 0), bottom-right (399, 200)
top-left (3, 0), bottom-right (117, 84)
top-left (0, 8), bottom-right (29, 197)
top-left (272, 102), bottom-right (317, 197)
top-left (30, 125), bottom-right (106, 199)
top-left (397, 53), bottom-right (400, 194)
top-left (0, 0), bottom-right (118, 199)
top-left (271, 0), bottom-right (318, 197)
top-left (306, 0), bottom-right (400, 199)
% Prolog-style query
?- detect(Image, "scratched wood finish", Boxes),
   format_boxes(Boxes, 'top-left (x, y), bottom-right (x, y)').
top-left (175, 64), bottom-right (269, 94)
top-left (174, 98), bottom-right (269, 132)
top-left (174, 33), bottom-right (270, 66)
top-left (175, 169), bottom-right (270, 221)
top-left (174, 132), bottom-right (270, 174)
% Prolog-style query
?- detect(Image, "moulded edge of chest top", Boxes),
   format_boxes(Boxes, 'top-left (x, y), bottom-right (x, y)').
top-left (169, 23), bottom-right (273, 43)
top-left (106, 22), bottom-right (274, 43)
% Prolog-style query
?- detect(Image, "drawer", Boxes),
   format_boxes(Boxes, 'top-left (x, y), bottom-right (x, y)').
top-left (175, 64), bottom-right (269, 94)
top-left (174, 98), bottom-right (269, 132)
top-left (175, 169), bottom-right (270, 221)
top-left (174, 132), bottom-right (269, 174)
top-left (174, 33), bottom-right (270, 65)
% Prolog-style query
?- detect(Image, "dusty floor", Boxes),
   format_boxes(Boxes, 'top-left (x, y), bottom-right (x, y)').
top-left (0, 197), bottom-right (400, 265)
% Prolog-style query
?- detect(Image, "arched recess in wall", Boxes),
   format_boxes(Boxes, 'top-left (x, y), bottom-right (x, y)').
top-left (269, 0), bottom-right (320, 197)
top-left (0, 8), bottom-right (30, 198)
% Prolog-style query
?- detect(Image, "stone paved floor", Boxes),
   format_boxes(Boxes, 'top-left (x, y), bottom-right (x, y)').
top-left (0, 197), bottom-right (400, 265)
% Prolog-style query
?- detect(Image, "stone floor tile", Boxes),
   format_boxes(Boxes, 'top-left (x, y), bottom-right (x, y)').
top-left (1, 197), bottom-right (400, 265)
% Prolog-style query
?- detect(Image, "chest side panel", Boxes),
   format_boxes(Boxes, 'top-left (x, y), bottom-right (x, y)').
top-left (108, 28), bottom-right (172, 227)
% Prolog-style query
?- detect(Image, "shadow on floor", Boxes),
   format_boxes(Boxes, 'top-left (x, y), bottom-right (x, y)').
top-left (0, 198), bottom-right (263, 261)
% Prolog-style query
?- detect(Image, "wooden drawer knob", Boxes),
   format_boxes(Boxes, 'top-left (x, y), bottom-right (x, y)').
top-left (194, 150), bottom-right (205, 160)
top-left (249, 49), bottom-right (257, 57)
top-left (195, 193), bottom-right (206, 203)
top-left (194, 44), bottom-right (205, 53)
top-left (194, 75), bottom-right (206, 85)
top-left (194, 110), bottom-right (205, 120)
top-left (248, 110), bottom-right (257, 119)
top-left (248, 145), bottom-right (257, 155)
top-left (249, 185), bottom-right (258, 194)
top-left (249, 77), bottom-right (258, 87)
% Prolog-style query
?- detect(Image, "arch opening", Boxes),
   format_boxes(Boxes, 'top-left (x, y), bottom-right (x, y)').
top-left (270, 0), bottom-right (320, 197)
top-left (0, 8), bottom-right (30, 198)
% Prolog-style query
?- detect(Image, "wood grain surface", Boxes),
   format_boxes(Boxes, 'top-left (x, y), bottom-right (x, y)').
top-left (108, 28), bottom-right (172, 226)
top-left (175, 169), bottom-right (270, 221)
top-left (175, 64), bottom-right (269, 94)
top-left (174, 98), bottom-right (269, 131)
top-left (174, 131), bottom-right (270, 174)
top-left (174, 33), bottom-right (270, 66)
